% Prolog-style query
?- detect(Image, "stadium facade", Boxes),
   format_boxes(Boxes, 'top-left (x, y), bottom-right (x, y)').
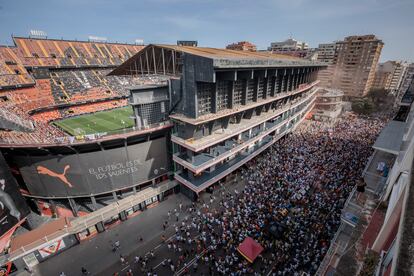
top-left (111, 44), bottom-right (326, 199)
top-left (0, 37), bottom-right (175, 248)
top-left (0, 38), bottom-right (325, 265)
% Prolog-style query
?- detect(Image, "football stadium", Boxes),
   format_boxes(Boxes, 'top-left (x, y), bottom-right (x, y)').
top-left (0, 31), bottom-right (412, 276)
top-left (52, 106), bottom-right (134, 136)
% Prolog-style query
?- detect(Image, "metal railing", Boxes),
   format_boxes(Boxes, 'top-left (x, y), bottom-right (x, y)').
top-left (1, 180), bottom-right (178, 266)
top-left (0, 121), bottom-right (172, 147)
top-left (315, 186), bottom-right (358, 275)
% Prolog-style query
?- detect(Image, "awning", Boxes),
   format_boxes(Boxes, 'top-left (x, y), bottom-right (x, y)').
top-left (237, 237), bottom-right (264, 263)
top-left (373, 120), bottom-right (406, 155)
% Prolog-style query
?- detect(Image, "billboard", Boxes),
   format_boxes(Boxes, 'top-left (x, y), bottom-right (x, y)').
top-left (0, 154), bottom-right (30, 238)
top-left (13, 137), bottom-right (169, 197)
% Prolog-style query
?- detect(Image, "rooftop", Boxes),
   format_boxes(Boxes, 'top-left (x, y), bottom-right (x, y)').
top-left (110, 44), bottom-right (325, 76)
top-left (373, 120), bottom-right (406, 155)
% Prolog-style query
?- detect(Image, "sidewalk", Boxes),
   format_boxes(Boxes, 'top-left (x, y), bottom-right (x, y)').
top-left (32, 192), bottom-right (190, 276)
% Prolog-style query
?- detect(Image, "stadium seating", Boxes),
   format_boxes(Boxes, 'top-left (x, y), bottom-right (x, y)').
top-left (0, 37), bottom-right (173, 145)
top-left (13, 37), bottom-right (143, 68)
top-left (0, 46), bottom-right (35, 88)
top-left (62, 99), bottom-right (127, 116)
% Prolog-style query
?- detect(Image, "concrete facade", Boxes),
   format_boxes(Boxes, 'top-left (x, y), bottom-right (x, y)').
top-left (395, 63), bottom-right (414, 105)
top-left (331, 35), bottom-right (384, 98)
top-left (316, 43), bottom-right (337, 87)
top-left (312, 88), bottom-right (344, 122)
top-left (268, 38), bottom-right (309, 51)
top-left (226, 41), bottom-right (257, 52)
top-left (110, 44), bottom-right (325, 198)
top-left (372, 61), bottom-right (408, 94)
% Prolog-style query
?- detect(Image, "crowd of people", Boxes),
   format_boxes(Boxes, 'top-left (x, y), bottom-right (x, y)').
top-left (108, 113), bottom-right (385, 276)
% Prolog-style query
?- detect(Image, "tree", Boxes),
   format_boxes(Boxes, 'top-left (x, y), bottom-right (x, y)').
top-left (368, 88), bottom-right (388, 104)
top-left (352, 99), bottom-right (374, 114)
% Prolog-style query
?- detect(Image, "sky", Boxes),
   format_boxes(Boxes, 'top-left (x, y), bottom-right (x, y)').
top-left (0, 0), bottom-right (413, 62)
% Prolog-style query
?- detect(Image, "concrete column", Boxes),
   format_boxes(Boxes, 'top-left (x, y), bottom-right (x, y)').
top-left (68, 198), bottom-right (79, 217)
top-left (91, 196), bottom-right (98, 211)
top-left (300, 70), bottom-right (305, 85)
top-left (187, 148), bottom-right (194, 162)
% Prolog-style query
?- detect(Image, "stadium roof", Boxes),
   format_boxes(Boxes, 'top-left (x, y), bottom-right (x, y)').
top-left (12, 36), bottom-right (142, 46)
top-left (373, 120), bottom-right (405, 155)
top-left (153, 44), bottom-right (300, 60)
top-left (109, 44), bottom-right (325, 76)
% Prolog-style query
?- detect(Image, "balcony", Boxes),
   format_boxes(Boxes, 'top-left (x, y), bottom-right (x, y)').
top-left (169, 81), bottom-right (319, 125)
top-left (174, 102), bottom-right (313, 193)
top-left (173, 97), bottom-right (315, 173)
top-left (171, 87), bottom-right (318, 152)
top-left (363, 149), bottom-right (395, 195)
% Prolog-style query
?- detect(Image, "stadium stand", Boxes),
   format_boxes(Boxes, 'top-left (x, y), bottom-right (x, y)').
top-left (12, 37), bottom-right (142, 68)
top-left (0, 36), bottom-right (172, 145)
top-left (0, 46), bottom-right (34, 89)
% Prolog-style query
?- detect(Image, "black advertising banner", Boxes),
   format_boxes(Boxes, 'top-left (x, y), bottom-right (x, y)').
top-left (13, 137), bottom-right (169, 197)
top-left (0, 153), bottom-right (29, 237)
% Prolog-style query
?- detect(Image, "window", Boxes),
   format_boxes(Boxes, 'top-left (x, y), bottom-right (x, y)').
top-left (233, 80), bottom-right (244, 106)
top-left (32, 53), bottom-right (39, 58)
top-left (51, 53), bottom-right (57, 59)
top-left (14, 69), bottom-right (20, 75)
top-left (246, 79), bottom-right (255, 103)
top-left (257, 78), bottom-right (265, 99)
top-left (197, 82), bottom-right (213, 115)
top-left (216, 80), bottom-right (230, 111)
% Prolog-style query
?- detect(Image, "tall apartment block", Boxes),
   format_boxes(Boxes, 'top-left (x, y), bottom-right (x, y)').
top-left (316, 43), bottom-right (337, 87)
top-left (373, 61), bottom-right (408, 94)
top-left (332, 35), bottom-right (383, 98)
top-left (111, 45), bottom-right (325, 199)
top-left (395, 63), bottom-right (414, 105)
top-left (226, 41), bottom-right (257, 52)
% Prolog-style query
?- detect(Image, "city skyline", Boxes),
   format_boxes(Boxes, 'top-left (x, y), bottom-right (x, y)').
top-left (0, 0), bottom-right (413, 62)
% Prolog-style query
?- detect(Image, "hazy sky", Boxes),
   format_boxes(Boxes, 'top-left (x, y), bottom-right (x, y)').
top-left (0, 0), bottom-right (413, 62)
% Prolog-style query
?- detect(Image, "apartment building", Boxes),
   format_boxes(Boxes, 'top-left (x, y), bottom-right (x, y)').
top-left (316, 43), bottom-right (337, 87)
top-left (331, 35), bottom-right (384, 98)
top-left (373, 61), bottom-right (408, 94)
top-left (226, 41), bottom-right (257, 52)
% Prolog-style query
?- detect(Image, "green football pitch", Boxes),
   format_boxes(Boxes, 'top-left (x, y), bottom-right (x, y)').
top-left (53, 106), bottom-right (135, 136)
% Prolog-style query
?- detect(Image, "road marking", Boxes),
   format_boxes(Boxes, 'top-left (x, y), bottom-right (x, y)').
top-left (121, 265), bottom-right (130, 271)
top-left (153, 258), bottom-right (167, 269)
top-left (174, 249), bottom-right (207, 276)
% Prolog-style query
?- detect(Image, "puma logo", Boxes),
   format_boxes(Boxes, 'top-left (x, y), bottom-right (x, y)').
top-left (37, 165), bottom-right (73, 188)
